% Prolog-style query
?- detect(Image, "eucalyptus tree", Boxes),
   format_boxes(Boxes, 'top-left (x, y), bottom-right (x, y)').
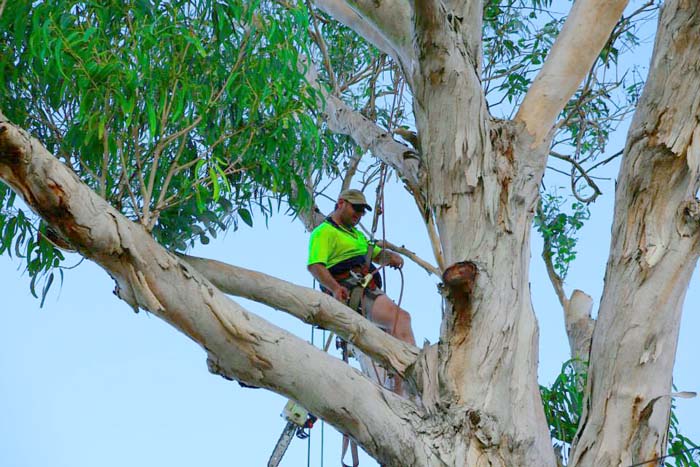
top-left (1, 1), bottom-right (698, 466)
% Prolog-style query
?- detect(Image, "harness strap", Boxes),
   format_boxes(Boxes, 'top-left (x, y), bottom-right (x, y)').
top-left (341, 434), bottom-right (360, 467)
top-left (347, 283), bottom-right (364, 314)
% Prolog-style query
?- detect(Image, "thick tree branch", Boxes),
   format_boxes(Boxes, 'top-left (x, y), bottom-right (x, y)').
top-left (176, 253), bottom-right (421, 377)
top-left (305, 61), bottom-right (423, 195)
top-left (516, 0), bottom-right (629, 144)
top-left (312, 0), bottom-right (414, 69)
top-left (0, 116), bottom-right (430, 465)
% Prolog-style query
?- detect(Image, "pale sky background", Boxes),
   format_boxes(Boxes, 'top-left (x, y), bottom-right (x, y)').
top-left (2, 4), bottom-right (699, 467)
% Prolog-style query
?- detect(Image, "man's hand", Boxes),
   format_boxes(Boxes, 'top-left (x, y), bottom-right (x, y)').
top-left (388, 252), bottom-right (404, 269)
top-left (333, 284), bottom-right (350, 302)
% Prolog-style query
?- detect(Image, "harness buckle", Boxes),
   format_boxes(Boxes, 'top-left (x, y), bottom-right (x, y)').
top-left (360, 273), bottom-right (373, 289)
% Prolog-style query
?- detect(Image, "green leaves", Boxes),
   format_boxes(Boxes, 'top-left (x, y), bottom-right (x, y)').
top-left (542, 363), bottom-right (700, 466)
top-left (0, 0), bottom-right (337, 300)
top-left (0, 185), bottom-right (65, 306)
top-left (535, 193), bottom-right (590, 279)
top-left (666, 391), bottom-right (700, 467)
top-left (541, 359), bottom-right (586, 449)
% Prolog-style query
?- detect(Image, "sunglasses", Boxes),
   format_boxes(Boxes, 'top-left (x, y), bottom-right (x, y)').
top-left (350, 203), bottom-right (368, 214)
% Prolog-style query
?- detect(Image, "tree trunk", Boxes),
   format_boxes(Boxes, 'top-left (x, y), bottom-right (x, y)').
top-left (407, 4), bottom-right (557, 465)
top-left (570, 1), bottom-right (700, 466)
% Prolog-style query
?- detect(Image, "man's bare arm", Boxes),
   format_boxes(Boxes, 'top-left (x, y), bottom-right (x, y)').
top-left (308, 263), bottom-right (349, 302)
top-left (374, 250), bottom-right (404, 269)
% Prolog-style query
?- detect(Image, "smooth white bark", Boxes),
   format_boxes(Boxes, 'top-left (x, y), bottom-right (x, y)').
top-left (178, 253), bottom-right (420, 377)
top-left (516, 0), bottom-right (629, 144)
top-left (314, 0), bottom-right (414, 71)
top-left (0, 117), bottom-right (432, 466)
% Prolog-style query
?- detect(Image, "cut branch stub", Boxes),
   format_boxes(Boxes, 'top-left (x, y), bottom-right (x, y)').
top-left (442, 261), bottom-right (478, 297)
top-left (442, 261), bottom-right (478, 344)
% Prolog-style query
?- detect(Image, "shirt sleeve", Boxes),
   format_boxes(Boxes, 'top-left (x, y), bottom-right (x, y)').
top-left (308, 225), bottom-right (333, 266)
top-left (371, 243), bottom-right (380, 259)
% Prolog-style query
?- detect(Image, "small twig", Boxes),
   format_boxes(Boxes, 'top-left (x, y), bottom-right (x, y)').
top-left (304, 0), bottom-right (337, 91)
top-left (342, 146), bottom-right (364, 192)
top-left (587, 149), bottom-right (623, 172)
top-left (425, 209), bottom-right (445, 272)
top-left (118, 149), bottom-right (143, 224)
top-left (537, 205), bottom-right (569, 310)
top-left (549, 150), bottom-right (602, 202)
top-left (377, 240), bottom-right (441, 277)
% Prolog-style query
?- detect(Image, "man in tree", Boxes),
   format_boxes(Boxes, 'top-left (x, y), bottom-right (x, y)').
top-left (3, 0), bottom-right (700, 465)
top-left (307, 189), bottom-right (415, 353)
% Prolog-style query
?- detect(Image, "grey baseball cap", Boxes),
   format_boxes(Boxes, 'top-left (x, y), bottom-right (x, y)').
top-left (338, 189), bottom-right (372, 211)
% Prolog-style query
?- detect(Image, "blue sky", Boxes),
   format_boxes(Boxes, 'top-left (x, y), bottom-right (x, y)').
top-left (1, 172), bottom-right (699, 466)
top-left (2, 3), bottom-right (699, 465)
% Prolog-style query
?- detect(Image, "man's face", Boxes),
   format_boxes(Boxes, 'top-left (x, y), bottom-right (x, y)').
top-left (339, 199), bottom-right (368, 227)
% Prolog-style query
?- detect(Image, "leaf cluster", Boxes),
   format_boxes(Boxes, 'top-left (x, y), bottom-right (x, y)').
top-left (0, 0), bottom-right (337, 297)
top-left (483, 0), bottom-right (558, 107)
top-left (541, 361), bottom-right (700, 466)
top-left (666, 393), bottom-right (700, 467)
top-left (541, 359), bottom-right (586, 448)
top-left (0, 186), bottom-right (65, 306)
top-left (534, 193), bottom-right (589, 279)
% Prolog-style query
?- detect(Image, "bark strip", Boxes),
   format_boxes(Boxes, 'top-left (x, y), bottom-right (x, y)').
top-left (178, 253), bottom-right (420, 377)
top-left (0, 115), bottom-right (430, 466)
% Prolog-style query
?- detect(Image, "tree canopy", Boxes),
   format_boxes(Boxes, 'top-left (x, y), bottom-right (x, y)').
top-left (2, 0), bottom-right (699, 466)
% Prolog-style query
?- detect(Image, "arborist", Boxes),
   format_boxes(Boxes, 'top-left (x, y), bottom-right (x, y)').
top-left (307, 188), bottom-right (416, 361)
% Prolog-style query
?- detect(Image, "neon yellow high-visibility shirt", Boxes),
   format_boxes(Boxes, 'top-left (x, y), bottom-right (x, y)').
top-left (307, 220), bottom-right (378, 268)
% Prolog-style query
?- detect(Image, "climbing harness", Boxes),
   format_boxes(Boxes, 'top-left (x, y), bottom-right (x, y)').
top-left (336, 172), bottom-right (404, 467)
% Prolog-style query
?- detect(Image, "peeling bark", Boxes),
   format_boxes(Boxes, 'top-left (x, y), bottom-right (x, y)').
top-left (570, 1), bottom-right (700, 465)
top-left (408, 5), bottom-right (557, 465)
top-left (0, 117), bottom-right (434, 466)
